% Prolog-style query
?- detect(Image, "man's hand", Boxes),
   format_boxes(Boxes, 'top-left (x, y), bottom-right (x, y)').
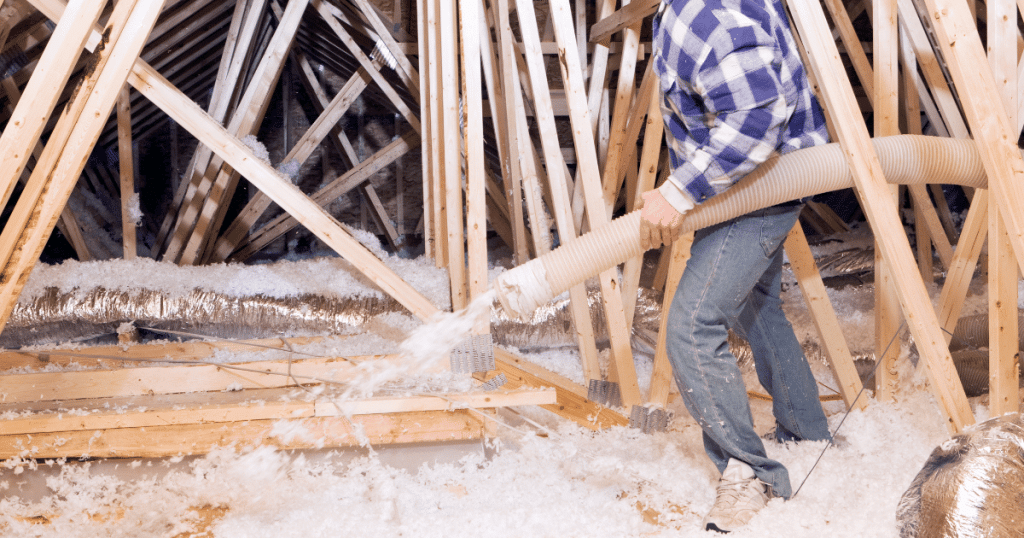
top-left (639, 189), bottom-right (684, 250)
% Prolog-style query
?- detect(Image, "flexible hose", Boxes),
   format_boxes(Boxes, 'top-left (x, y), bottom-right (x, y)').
top-left (495, 135), bottom-right (988, 319)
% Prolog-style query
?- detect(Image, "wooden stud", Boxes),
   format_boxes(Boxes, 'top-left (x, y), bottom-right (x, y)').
top-left (985, 0), bottom-right (1019, 417)
top-left (599, 0), bottom-right (643, 215)
top-left (549, 0), bottom-right (642, 407)
top-left (495, 0), bottom-right (531, 263)
top-left (873, 0), bottom-right (901, 403)
top-left (784, 224), bottom-right (866, 409)
top-left (786, 0), bottom-right (975, 431)
top-left (440, 0), bottom-right (467, 309)
top-left (588, 0), bottom-right (659, 44)
top-left (417, 0), bottom-right (434, 259)
top-left (0, 0), bottom-right (167, 334)
top-left (0, 0), bottom-right (106, 211)
top-left (647, 234), bottom-right (692, 406)
top-left (461, 0), bottom-right (488, 334)
top-left (822, 0), bottom-right (874, 105)
top-left (621, 77), bottom-right (661, 325)
top-left (116, 85), bottom-right (137, 260)
top-left (515, 0), bottom-right (603, 385)
top-left (229, 132), bottom-right (419, 261)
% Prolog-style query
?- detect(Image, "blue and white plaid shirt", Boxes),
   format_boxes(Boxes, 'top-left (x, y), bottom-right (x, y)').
top-left (653, 0), bottom-right (829, 213)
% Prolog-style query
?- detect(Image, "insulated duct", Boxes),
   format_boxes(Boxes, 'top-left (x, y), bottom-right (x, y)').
top-left (897, 412), bottom-right (1024, 538)
top-left (495, 135), bottom-right (987, 319)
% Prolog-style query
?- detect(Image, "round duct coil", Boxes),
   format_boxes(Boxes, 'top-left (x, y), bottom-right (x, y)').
top-left (897, 413), bottom-right (1024, 538)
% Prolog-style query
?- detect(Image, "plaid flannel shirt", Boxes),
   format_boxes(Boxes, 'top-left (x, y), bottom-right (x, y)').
top-left (652, 0), bottom-right (829, 214)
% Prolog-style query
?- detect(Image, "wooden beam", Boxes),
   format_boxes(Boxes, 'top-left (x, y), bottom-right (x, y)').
top-left (784, 224), bottom-right (866, 409)
top-left (0, 0), bottom-right (106, 211)
top-left (588, 0), bottom-right (659, 45)
top-left (313, 0), bottom-right (421, 132)
top-left (786, 0), bottom-right (974, 432)
top-left (460, 0), bottom-right (486, 320)
top-left (0, 76), bottom-right (92, 262)
top-left (492, 347), bottom-right (629, 430)
top-left (348, 0), bottom-right (420, 96)
top-left (210, 66), bottom-right (373, 262)
top-left (0, 411), bottom-right (487, 460)
top-left (621, 75), bottom-right (661, 324)
top-left (647, 234), bottom-right (692, 406)
top-left (417, 0), bottom-right (434, 259)
top-left (0, 335), bottom-right (334, 372)
top-left (153, 0), bottom-right (266, 255)
top-left (117, 85), bottom-right (137, 260)
top-left (985, 0), bottom-right (1019, 417)
top-left (549, 0), bottom-right (642, 407)
top-left (515, 0), bottom-right (602, 385)
top-left (872, 0), bottom-right (901, 403)
top-left (227, 131), bottom-right (419, 262)
top-left (599, 0), bottom-right (643, 215)
top-left (0, 0), bottom-right (167, 334)
top-left (440, 0), bottom-right (466, 309)
top-left (494, 0), bottom-right (531, 263)
top-left (128, 61), bottom-right (441, 319)
top-left (169, 0), bottom-right (310, 265)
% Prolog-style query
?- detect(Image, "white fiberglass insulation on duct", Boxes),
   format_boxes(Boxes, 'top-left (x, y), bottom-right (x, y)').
top-left (0, 225), bottom-right (1019, 538)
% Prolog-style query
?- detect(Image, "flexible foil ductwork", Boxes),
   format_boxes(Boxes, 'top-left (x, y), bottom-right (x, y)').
top-left (897, 413), bottom-right (1024, 538)
top-left (0, 287), bottom-right (409, 347)
top-left (950, 313), bottom-right (1024, 352)
top-left (495, 135), bottom-right (988, 319)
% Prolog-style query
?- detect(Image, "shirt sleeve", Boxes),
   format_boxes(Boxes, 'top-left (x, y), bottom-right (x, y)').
top-left (659, 21), bottom-right (790, 213)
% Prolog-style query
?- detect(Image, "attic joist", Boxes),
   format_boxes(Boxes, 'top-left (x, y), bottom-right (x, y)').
top-left (786, 0), bottom-right (974, 432)
top-left (0, 334), bottom-right (333, 371)
top-left (0, 387), bottom-right (555, 436)
top-left (0, 410), bottom-right (490, 460)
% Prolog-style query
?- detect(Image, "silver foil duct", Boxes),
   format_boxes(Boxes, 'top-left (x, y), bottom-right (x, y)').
top-left (897, 413), bottom-right (1024, 538)
top-left (0, 287), bottom-right (408, 347)
top-left (0, 284), bottom-right (864, 379)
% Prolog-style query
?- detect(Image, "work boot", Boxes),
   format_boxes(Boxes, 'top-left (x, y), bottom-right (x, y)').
top-left (702, 458), bottom-right (772, 533)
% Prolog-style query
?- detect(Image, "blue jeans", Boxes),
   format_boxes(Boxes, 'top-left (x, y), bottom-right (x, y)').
top-left (666, 203), bottom-right (831, 499)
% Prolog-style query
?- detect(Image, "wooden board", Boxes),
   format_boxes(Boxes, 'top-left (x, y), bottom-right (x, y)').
top-left (0, 411), bottom-right (487, 460)
top-left (786, 0), bottom-right (974, 432)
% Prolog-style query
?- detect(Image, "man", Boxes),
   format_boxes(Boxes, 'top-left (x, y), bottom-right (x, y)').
top-left (640, 0), bottom-right (833, 532)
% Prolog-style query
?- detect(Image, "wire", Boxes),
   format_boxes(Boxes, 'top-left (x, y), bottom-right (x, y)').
top-left (793, 319), bottom-right (906, 498)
